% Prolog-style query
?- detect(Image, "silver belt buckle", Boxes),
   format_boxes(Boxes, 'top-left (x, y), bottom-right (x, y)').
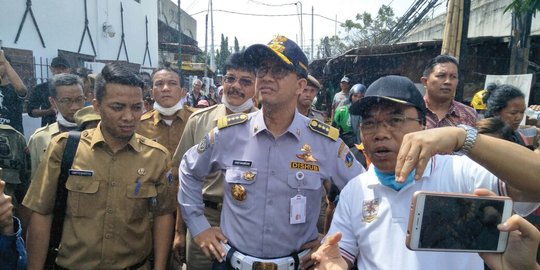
top-left (252, 262), bottom-right (278, 270)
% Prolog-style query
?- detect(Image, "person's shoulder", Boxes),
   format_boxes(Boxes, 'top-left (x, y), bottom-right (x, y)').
top-left (140, 109), bottom-right (157, 121)
top-left (31, 122), bottom-right (59, 136)
top-left (135, 134), bottom-right (169, 155)
top-left (190, 104), bottom-right (220, 117)
top-left (0, 124), bottom-right (24, 137)
top-left (306, 118), bottom-right (339, 141)
top-left (217, 112), bottom-right (249, 130)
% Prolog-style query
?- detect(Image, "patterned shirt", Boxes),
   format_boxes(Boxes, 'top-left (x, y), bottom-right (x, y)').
top-left (424, 98), bottom-right (477, 129)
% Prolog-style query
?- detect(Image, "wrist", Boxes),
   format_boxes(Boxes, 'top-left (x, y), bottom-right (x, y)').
top-left (453, 125), bottom-right (478, 156)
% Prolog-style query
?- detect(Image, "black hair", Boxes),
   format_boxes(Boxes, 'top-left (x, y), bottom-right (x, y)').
top-left (48, 73), bottom-right (84, 98)
top-left (94, 63), bottom-right (144, 102)
top-left (475, 117), bottom-right (514, 141)
top-left (150, 67), bottom-right (181, 86)
top-left (422, 55), bottom-right (459, 77)
top-left (224, 51), bottom-right (256, 74)
top-left (483, 83), bottom-right (525, 118)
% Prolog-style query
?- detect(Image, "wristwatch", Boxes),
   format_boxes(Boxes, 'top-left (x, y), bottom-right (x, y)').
top-left (454, 124), bottom-right (478, 156)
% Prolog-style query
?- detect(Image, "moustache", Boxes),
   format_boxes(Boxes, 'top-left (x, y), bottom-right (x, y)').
top-left (225, 88), bottom-right (245, 98)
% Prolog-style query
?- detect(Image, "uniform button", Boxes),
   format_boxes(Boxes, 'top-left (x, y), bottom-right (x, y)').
top-left (111, 181), bottom-right (117, 186)
top-left (106, 208), bottom-right (113, 214)
top-left (77, 184), bottom-right (83, 190)
top-left (111, 157), bottom-right (117, 161)
top-left (105, 233), bottom-right (112, 239)
top-left (270, 171), bottom-right (276, 175)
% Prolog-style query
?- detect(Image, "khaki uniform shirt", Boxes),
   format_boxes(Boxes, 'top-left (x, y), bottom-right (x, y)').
top-left (23, 125), bottom-right (176, 269)
top-left (172, 104), bottom-right (257, 202)
top-left (137, 108), bottom-right (193, 156)
top-left (27, 122), bottom-right (61, 179)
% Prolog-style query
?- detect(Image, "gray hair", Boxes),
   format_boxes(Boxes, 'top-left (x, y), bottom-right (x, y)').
top-left (49, 73), bottom-right (83, 98)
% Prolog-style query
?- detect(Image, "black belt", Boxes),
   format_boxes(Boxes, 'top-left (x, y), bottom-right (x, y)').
top-left (55, 259), bottom-right (146, 270)
top-left (204, 199), bottom-right (223, 210)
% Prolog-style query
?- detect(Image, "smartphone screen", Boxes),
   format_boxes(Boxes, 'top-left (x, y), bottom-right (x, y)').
top-left (407, 192), bottom-right (512, 252)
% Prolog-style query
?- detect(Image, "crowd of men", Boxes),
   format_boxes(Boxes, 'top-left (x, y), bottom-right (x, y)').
top-left (0, 34), bottom-right (539, 270)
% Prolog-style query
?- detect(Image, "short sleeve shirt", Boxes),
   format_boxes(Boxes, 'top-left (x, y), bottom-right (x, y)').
top-left (180, 110), bottom-right (365, 258)
top-left (328, 155), bottom-right (509, 270)
top-left (425, 98), bottom-right (478, 129)
top-left (23, 125), bottom-right (176, 269)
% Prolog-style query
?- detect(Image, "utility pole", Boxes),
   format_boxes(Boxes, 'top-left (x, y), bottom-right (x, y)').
top-left (335, 14), bottom-right (337, 37)
top-left (210, 0), bottom-right (215, 73)
top-left (311, 6), bottom-right (314, 60)
top-left (204, 13), bottom-right (208, 77)
top-left (296, 1), bottom-right (303, 50)
top-left (177, 0), bottom-right (182, 69)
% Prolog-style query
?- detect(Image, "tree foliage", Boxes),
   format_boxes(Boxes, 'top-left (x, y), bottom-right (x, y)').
top-left (342, 4), bottom-right (397, 47)
top-left (216, 34), bottom-right (231, 74)
top-left (234, 37), bottom-right (240, 53)
top-left (505, 0), bottom-right (540, 15)
top-left (317, 5), bottom-right (398, 58)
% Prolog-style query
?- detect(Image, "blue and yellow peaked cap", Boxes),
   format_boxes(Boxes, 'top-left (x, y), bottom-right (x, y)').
top-left (245, 35), bottom-right (309, 78)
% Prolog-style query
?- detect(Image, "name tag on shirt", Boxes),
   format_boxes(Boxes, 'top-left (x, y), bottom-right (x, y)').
top-left (69, 169), bottom-right (94, 177)
top-left (290, 195), bottom-right (306, 224)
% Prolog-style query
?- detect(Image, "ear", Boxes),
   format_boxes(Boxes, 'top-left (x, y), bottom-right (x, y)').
top-left (49, 96), bottom-right (58, 110)
top-left (420, 76), bottom-right (428, 87)
top-left (297, 78), bottom-right (307, 95)
top-left (92, 99), bottom-right (101, 115)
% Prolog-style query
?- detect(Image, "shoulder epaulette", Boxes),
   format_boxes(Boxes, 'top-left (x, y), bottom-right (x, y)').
top-left (308, 119), bottom-right (339, 141)
top-left (217, 113), bottom-right (248, 129)
top-left (137, 135), bottom-right (169, 154)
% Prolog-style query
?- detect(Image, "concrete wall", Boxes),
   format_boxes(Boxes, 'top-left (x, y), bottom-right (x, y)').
top-left (404, 0), bottom-right (540, 42)
top-left (158, 0), bottom-right (197, 40)
top-left (0, 0), bottom-right (159, 69)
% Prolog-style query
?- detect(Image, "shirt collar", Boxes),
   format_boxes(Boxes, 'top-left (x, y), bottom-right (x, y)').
top-left (90, 123), bottom-right (142, 152)
top-left (251, 109), bottom-right (304, 140)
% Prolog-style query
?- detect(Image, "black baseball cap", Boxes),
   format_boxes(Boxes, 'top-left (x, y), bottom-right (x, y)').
top-left (245, 35), bottom-right (308, 78)
top-left (350, 75), bottom-right (426, 117)
top-left (51, 57), bottom-right (70, 68)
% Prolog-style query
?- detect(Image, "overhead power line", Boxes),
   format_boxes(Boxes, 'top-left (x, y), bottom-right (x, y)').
top-left (189, 9), bottom-right (345, 24)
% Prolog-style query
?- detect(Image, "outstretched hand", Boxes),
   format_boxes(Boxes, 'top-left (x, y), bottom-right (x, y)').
top-left (311, 232), bottom-right (348, 270)
top-left (395, 127), bottom-right (464, 182)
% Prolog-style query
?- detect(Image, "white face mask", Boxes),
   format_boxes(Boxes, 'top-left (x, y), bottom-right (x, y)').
top-left (56, 112), bottom-right (78, 128)
top-left (153, 100), bottom-right (183, 116)
top-left (222, 95), bottom-right (254, 113)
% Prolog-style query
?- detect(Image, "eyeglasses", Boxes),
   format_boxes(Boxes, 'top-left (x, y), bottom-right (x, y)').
top-left (256, 64), bottom-right (293, 79)
top-left (223, 75), bottom-right (254, 87)
top-left (56, 96), bottom-right (86, 105)
top-left (360, 115), bottom-right (422, 134)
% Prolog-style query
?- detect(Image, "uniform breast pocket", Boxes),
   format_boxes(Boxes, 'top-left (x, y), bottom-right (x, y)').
top-left (224, 167), bottom-right (257, 204)
top-left (65, 176), bottom-right (100, 218)
top-left (125, 182), bottom-right (157, 222)
top-left (287, 171), bottom-right (322, 193)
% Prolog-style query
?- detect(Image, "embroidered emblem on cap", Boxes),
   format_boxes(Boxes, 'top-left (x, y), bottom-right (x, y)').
top-left (137, 168), bottom-right (146, 176)
top-left (296, 144), bottom-right (317, 162)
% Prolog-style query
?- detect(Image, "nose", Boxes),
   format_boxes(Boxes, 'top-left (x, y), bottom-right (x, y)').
top-left (121, 109), bottom-right (136, 122)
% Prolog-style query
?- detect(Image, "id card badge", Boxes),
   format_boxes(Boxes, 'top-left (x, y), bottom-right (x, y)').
top-left (290, 194), bottom-right (307, 224)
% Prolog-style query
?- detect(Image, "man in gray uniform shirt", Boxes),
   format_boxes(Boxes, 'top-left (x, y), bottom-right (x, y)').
top-left (179, 35), bottom-right (365, 270)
